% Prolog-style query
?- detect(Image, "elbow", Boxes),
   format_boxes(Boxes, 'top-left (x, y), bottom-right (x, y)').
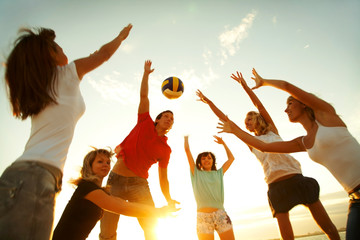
top-left (102, 52), bottom-right (112, 62)
top-left (97, 49), bottom-right (112, 62)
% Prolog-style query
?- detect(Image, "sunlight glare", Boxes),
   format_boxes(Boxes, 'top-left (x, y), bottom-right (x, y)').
top-left (155, 210), bottom-right (196, 240)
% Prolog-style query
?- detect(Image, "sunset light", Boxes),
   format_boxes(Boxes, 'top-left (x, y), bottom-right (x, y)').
top-left (1, 1), bottom-right (358, 239)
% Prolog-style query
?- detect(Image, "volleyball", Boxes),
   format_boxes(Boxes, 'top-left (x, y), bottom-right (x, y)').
top-left (161, 76), bottom-right (184, 99)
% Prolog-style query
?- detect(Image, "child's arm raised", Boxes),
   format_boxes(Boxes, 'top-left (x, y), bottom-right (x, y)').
top-left (184, 136), bottom-right (195, 175)
top-left (215, 136), bottom-right (235, 174)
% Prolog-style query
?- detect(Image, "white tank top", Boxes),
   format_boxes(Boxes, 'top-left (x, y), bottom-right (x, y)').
top-left (304, 121), bottom-right (360, 193)
top-left (16, 62), bottom-right (86, 172)
top-left (252, 131), bottom-right (302, 184)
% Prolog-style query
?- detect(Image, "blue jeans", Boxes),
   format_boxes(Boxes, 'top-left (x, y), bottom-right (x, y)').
top-left (99, 172), bottom-right (155, 240)
top-left (346, 199), bottom-right (360, 240)
top-left (0, 161), bottom-right (62, 240)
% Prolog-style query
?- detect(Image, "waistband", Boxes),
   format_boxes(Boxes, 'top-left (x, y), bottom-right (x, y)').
top-left (268, 174), bottom-right (303, 187)
top-left (12, 160), bottom-right (63, 192)
top-left (109, 171), bottom-right (148, 184)
top-left (197, 209), bottom-right (226, 215)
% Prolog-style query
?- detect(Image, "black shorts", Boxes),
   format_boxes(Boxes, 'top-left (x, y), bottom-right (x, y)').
top-left (267, 174), bottom-right (319, 217)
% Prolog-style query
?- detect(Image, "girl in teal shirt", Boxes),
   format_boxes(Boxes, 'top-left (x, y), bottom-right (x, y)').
top-left (184, 135), bottom-right (236, 240)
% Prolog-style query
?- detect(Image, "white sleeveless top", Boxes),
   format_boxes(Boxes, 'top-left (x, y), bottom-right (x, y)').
top-left (16, 62), bottom-right (86, 172)
top-left (304, 121), bottom-right (360, 193)
top-left (252, 131), bottom-right (302, 184)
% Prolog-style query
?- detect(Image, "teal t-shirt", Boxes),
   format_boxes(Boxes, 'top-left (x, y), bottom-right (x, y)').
top-left (190, 167), bottom-right (224, 210)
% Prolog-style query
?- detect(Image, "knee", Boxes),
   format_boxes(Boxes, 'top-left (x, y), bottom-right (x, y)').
top-left (99, 233), bottom-right (117, 240)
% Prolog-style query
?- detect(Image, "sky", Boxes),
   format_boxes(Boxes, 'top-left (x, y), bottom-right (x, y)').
top-left (0, 0), bottom-right (359, 239)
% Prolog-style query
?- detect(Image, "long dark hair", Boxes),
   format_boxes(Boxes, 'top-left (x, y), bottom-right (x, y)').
top-left (5, 27), bottom-right (59, 120)
top-left (195, 152), bottom-right (217, 170)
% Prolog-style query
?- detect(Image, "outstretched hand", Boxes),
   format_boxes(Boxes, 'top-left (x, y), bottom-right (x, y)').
top-left (196, 89), bottom-right (209, 104)
top-left (119, 23), bottom-right (133, 41)
top-left (184, 135), bottom-right (190, 149)
top-left (231, 71), bottom-right (248, 88)
top-left (158, 205), bottom-right (181, 218)
top-left (217, 117), bottom-right (235, 134)
top-left (144, 60), bottom-right (154, 74)
top-left (251, 68), bottom-right (264, 90)
top-left (167, 199), bottom-right (180, 209)
top-left (213, 135), bottom-right (224, 145)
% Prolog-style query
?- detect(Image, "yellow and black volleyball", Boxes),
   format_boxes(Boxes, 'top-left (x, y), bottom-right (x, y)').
top-left (161, 76), bottom-right (184, 99)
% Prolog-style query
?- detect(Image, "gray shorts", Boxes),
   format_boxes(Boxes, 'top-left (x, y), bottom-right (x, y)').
top-left (196, 209), bottom-right (233, 235)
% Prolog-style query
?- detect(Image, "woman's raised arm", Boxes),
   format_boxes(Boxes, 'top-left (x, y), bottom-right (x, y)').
top-left (217, 117), bottom-right (305, 154)
top-left (74, 24), bottom-right (132, 80)
top-left (251, 68), bottom-right (336, 115)
top-left (231, 71), bottom-right (278, 134)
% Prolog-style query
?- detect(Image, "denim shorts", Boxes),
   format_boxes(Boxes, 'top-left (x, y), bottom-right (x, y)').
top-left (196, 209), bottom-right (233, 235)
top-left (99, 172), bottom-right (155, 240)
top-left (106, 171), bottom-right (154, 205)
top-left (0, 161), bottom-right (62, 240)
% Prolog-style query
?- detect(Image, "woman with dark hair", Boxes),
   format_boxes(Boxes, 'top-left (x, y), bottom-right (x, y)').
top-left (100, 60), bottom-right (179, 240)
top-left (218, 69), bottom-right (360, 240)
top-left (0, 24), bottom-right (132, 240)
top-left (184, 135), bottom-right (235, 240)
top-left (197, 71), bottom-right (339, 239)
top-left (52, 148), bottom-right (176, 240)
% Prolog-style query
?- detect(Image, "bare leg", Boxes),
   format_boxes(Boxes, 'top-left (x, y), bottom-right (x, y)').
top-left (138, 217), bottom-right (157, 240)
top-left (307, 200), bottom-right (340, 240)
top-left (198, 233), bottom-right (215, 240)
top-left (275, 212), bottom-right (294, 240)
top-left (219, 228), bottom-right (235, 240)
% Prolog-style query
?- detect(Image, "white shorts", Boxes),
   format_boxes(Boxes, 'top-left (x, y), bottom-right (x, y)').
top-left (196, 209), bottom-right (233, 235)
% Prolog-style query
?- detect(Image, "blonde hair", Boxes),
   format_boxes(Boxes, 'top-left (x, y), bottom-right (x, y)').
top-left (287, 96), bottom-right (315, 121)
top-left (71, 147), bottom-right (114, 186)
top-left (247, 111), bottom-right (271, 136)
